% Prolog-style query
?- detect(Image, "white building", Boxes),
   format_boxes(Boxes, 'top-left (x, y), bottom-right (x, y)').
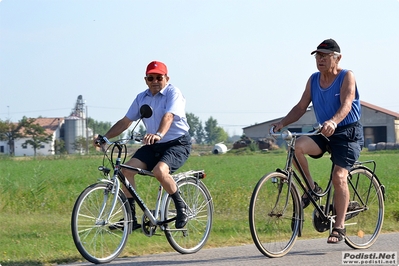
top-left (0, 95), bottom-right (93, 156)
top-left (0, 118), bottom-right (64, 156)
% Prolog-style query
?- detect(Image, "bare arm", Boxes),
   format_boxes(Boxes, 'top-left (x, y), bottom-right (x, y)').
top-left (331, 70), bottom-right (356, 125)
top-left (143, 112), bottom-right (174, 145)
top-left (104, 116), bottom-right (133, 139)
top-left (273, 78), bottom-right (312, 131)
top-left (157, 112), bottom-right (174, 136)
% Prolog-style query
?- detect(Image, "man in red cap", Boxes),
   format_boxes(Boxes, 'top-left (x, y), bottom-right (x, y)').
top-left (272, 39), bottom-right (364, 244)
top-left (96, 60), bottom-right (191, 230)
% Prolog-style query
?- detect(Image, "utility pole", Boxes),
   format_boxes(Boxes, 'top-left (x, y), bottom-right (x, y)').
top-left (86, 105), bottom-right (89, 154)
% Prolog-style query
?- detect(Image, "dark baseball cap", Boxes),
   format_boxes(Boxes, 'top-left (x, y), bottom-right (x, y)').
top-left (311, 39), bottom-right (341, 55)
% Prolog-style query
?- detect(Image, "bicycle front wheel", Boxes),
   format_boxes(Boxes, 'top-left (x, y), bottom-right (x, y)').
top-left (249, 172), bottom-right (301, 258)
top-left (71, 182), bottom-right (131, 264)
top-left (164, 177), bottom-right (213, 254)
top-left (344, 166), bottom-right (384, 249)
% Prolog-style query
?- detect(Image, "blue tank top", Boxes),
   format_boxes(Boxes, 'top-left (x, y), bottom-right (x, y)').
top-left (310, 69), bottom-right (361, 127)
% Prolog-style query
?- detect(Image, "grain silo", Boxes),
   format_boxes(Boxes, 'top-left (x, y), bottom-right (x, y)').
top-left (64, 116), bottom-right (86, 154)
top-left (64, 95), bottom-right (87, 154)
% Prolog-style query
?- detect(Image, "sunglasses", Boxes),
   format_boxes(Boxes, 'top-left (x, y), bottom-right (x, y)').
top-left (146, 76), bottom-right (164, 82)
top-left (314, 53), bottom-right (334, 60)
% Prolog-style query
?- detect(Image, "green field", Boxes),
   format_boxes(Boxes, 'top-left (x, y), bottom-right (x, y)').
top-left (0, 149), bottom-right (398, 265)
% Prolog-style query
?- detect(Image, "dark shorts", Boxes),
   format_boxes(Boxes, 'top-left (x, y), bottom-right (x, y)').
top-left (133, 133), bottom-right (191, 173)
top-left (308, 122), bottom-right (364, 170)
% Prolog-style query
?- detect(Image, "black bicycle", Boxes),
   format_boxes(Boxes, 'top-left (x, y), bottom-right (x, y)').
top-left (249, 126), bottom-right (385, 258)
top-left (71, 105), bottom-right (214, 264)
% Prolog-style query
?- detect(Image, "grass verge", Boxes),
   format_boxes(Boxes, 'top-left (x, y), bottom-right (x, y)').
top-left (0, 150), bottom-right (398, 265)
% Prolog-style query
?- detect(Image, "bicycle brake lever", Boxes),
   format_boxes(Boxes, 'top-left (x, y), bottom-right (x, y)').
top-left (270, 126), bottom-right (278, 135)
top-left (313, 124), bottom-right (322, 132)
top-left (314, 124), bottom-right (330, 142)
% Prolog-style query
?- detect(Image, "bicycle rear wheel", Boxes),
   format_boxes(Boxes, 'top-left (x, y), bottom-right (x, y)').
top-left (71, 182), bottom-right (131, 264)
top-left (344, 166), bottom-right (384, 249)
top-left (249, 172), bottom-right (301, 258)
top-left (164, 177), bottom-right (213, 254)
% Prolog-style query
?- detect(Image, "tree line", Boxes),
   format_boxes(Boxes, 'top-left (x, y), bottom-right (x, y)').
top-left (186, 113), bottom-right (228, 144)
top-left (0, 113), bottom-right (231, 156)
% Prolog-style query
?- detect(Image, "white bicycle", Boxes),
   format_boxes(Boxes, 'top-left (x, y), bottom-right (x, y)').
top-left (71, 105), bottom-right (214, 263)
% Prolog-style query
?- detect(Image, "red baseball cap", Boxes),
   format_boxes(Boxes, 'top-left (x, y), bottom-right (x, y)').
top-left (146, 61), bottom-right (168, 75)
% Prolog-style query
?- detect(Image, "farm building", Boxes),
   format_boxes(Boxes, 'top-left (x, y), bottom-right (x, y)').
top-left (0, 95), bottom-right (92, 156)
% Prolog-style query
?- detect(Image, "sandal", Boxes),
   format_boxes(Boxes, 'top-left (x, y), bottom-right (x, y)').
top-left (301, 182), bottom-right (323, 209)
top-left (327, 227), bottom-right (346, 244)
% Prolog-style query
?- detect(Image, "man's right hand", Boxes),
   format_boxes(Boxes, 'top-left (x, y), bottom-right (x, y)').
top-left (142, 133), bottom-right (161, 145)
top-left (271, 122), bottom-right (283, 133)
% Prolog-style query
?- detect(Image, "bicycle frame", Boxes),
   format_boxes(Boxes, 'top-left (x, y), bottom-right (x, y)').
top-left (97, 131), bottom-right (208, 236)
top-left (277, 134), bottom-right (334, 224)
top-left (102, 141), bottom-right (176, 231)
top-left (249, 127), bottom-right (385, 258)
top-left (272, 128), bottom-right (382, 227)
top-left (99, 139), bottom-right (209, 233)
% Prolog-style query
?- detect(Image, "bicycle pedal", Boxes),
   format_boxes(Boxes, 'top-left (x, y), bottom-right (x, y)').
top-left (345, 201), bottom-right (361, 221)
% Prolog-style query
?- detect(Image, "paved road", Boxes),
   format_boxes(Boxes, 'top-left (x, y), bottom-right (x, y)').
top-left (65, 233), bottom-right (398, 265)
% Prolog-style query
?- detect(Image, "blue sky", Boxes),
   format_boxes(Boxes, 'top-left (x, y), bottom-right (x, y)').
top-left (1, 0), bottom-right (399, 136)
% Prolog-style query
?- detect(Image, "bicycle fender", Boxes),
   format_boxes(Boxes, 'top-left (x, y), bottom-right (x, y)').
top-left (98, 178), bottom-right (113, 184)
top-left (96, 179), bottom-right (126, 197)
top-left (173, 173), bottom-right (200, 184)
top-left (276, 168), bottom-right (288, 175)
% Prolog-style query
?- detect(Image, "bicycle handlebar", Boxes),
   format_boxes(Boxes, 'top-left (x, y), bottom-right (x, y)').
top-left (269, 124), bottom-right (323, 141)
top-left (96, 132), bottom-right (144, 146)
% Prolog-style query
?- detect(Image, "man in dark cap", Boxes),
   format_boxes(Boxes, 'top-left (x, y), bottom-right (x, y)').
top-left (272, 39), bottom-right (364, 244)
